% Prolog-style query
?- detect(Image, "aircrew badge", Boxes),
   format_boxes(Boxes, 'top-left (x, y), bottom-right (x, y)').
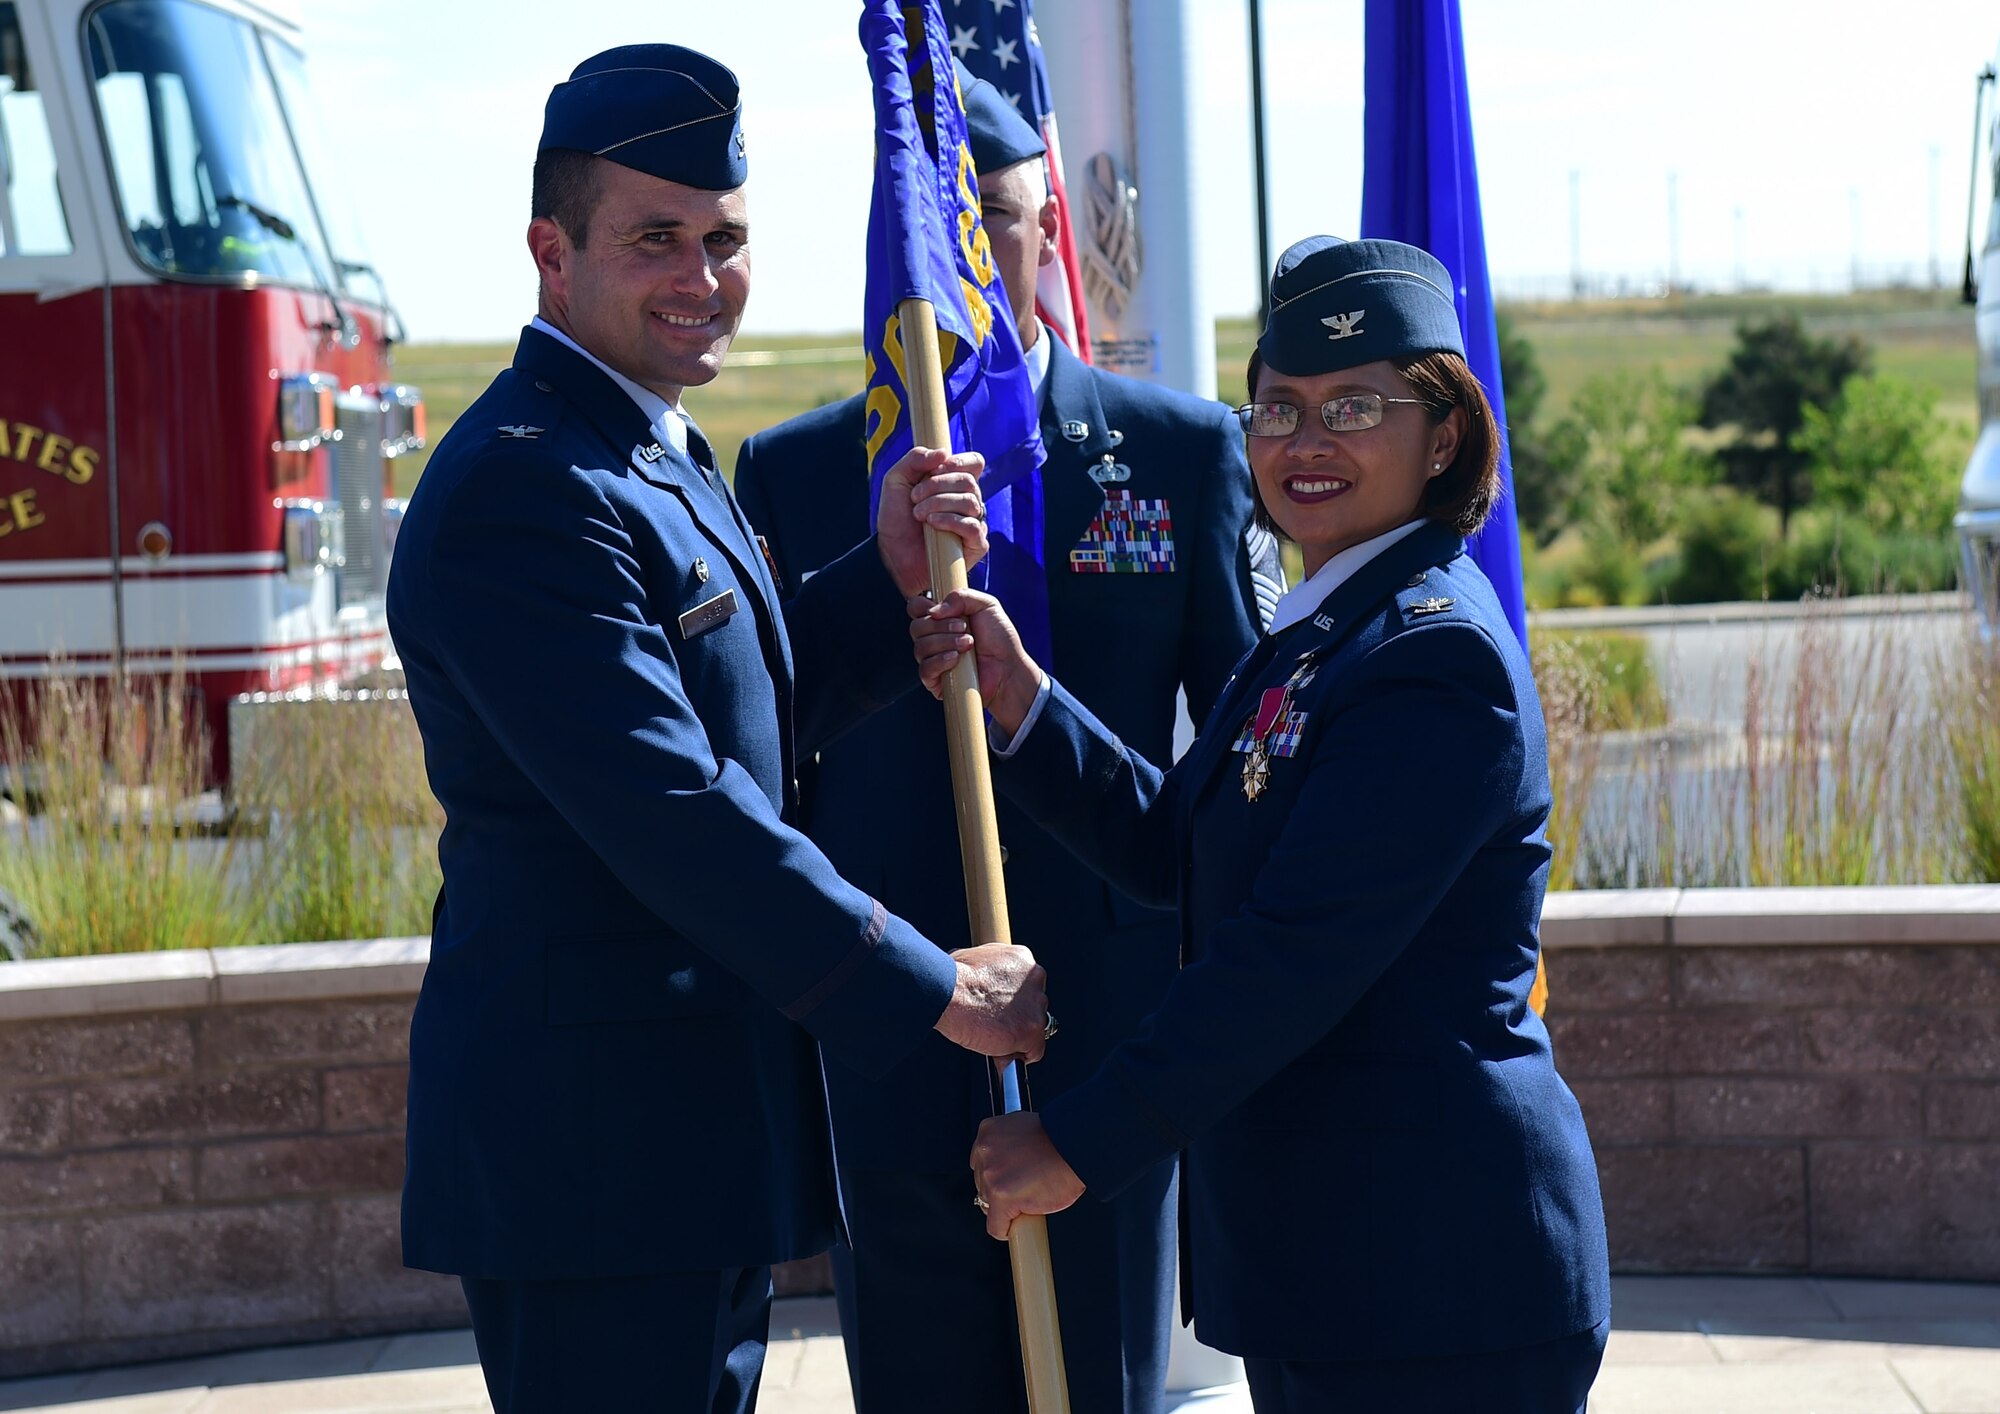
top-left (1070, 489), bottom-right (1174, 573)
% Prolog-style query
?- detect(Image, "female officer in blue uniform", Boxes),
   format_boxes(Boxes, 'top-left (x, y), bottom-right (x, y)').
top-left (913, 236), bottom-right (1612, 1412)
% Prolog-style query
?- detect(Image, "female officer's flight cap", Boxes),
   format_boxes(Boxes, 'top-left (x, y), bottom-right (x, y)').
top-left (540, 45), bottom-right (747, 191)
top-left (1258, 236), bottom-right (1464, 375)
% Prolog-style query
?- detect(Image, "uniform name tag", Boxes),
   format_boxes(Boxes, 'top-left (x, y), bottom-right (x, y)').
top-left (678, 587), bottom-right (739, 639)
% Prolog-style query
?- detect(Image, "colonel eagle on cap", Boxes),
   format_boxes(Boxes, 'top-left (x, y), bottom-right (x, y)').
top-left (1259, 236), bottom-right (1465, 376)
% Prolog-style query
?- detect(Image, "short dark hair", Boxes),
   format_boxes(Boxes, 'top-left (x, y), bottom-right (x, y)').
top-left (532, 148), bottom-right (604, 248)
top-left (1243, 347), bottom-right (1502, 539)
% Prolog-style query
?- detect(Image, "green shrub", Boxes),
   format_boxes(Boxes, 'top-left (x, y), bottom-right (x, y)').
top-left (1667, 490), bottom-right (1772, 604)
top-left (1575, 531), bottom-right (1644, 607)
top-left (0, 674), bottom-right (247, 956)
top-left (231, 693), bottom-right (442, 945)
top-left (1946, 634), bottom-right (2000, 881)
top-left (1550, 371), bottom-right (1716, 554)
top-left (1533, 629), bottom-right (1663, 731)
top-left (0, 676), bottom-right (441, 957)
top-left (1793, 374), bottom-right (1959, 537)
top-left (1772, 511), bottom-right (1958, 597)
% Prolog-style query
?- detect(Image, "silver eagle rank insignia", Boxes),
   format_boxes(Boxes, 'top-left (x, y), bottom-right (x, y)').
top-left (1321, 310), bottom-right (1366, 339)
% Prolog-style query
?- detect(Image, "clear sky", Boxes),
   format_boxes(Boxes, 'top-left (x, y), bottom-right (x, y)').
top-left (303, 0), bottom-right (2000, 343)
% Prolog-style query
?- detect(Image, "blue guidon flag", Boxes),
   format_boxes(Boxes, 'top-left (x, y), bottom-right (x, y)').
top-left (860, 0), bottom-right (1050, 666)
top-left (1361, 0), bottom-right (1529, 649)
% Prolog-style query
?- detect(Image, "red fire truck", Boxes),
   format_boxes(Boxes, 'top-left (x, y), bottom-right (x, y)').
top-left (0, 0), bottom-right (420, 776)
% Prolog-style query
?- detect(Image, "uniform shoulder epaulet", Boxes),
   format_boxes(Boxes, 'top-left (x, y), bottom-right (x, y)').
top-left (474, 372), bottom-right (571, 449)
top-left (1392, 567), bottom-right (1465, 626)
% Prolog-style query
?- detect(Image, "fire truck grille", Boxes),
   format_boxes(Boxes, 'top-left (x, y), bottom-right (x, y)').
top-left (333, 396), bottom-right (387, 607)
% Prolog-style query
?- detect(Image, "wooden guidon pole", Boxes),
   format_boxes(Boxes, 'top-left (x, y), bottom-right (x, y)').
top-left (897, 295), bottom-right (1072, 1414)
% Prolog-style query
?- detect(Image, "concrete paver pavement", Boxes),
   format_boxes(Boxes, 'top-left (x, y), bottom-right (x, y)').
top-left (0, 1278), bottom-right (1995, 1413)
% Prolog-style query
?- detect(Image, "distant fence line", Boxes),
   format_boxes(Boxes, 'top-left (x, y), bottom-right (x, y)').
top-left (1495, 260), bottom-right (1956, 305)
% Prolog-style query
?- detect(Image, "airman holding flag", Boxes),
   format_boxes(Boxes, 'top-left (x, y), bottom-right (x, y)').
top-left (386, 43), bottom-right (1053, 1414)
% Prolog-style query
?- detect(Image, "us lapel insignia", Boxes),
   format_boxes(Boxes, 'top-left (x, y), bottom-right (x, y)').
top-left (497, 424), bottom-right (542, 439)
top-left (638, 442), bottom-right (669, 464)
top-left (1071, 489), bottom-right (1174, 573)
top-left (1060, 419), bottom-right (1089, 442)
top-left (1409, 596), bottom-right (1456, 617)
top-left (1311, 612), bottom-right (1335, 631)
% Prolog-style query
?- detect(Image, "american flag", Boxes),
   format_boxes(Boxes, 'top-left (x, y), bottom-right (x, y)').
top-left (946, 0), bottom-right (1092, 362)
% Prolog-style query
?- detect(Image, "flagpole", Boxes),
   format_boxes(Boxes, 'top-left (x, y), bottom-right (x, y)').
top-left (1248, 0), bottom-right (1273, 326)
top-left (898, 294), bottom-right (1073, 1414)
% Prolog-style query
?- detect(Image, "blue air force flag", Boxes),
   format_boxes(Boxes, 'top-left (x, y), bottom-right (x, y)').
top-left (1361, 0), bottom-right (1529, 650)
top-left (860, 0), bottom-right (1051, 666)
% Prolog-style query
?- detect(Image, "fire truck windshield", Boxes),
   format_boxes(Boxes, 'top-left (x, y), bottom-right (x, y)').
top-left (85, 0), bottom-right (363, 295)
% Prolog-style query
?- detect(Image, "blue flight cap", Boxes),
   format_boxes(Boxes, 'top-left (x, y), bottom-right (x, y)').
top-left (1258, 236), bottom-right (1464, 376)
top-left (956, 60), bottom-right (1044, 174)
top-left (540, 45), bottom-right (747, 190)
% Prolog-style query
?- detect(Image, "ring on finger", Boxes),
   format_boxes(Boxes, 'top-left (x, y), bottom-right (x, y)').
top-left (973, 1193), bottom-right (991, 1212)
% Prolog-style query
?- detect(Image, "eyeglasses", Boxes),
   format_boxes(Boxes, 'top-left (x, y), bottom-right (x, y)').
top-left (1235, 393), bottom-right (1427, 437)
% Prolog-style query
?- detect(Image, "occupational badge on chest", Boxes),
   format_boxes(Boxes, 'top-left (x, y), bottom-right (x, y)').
top-left (1070, 489), bottom-right (1175, 573)
top-left (1229, 659), bottom-right (1318, 801)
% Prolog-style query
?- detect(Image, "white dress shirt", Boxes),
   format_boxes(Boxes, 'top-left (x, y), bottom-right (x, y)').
top-left (1265, 518), bottom-right (1428, 636)
top-left (530, 315), bottom-right (690, 457)
top-left (1022, 320), bottom-right (1052, 401)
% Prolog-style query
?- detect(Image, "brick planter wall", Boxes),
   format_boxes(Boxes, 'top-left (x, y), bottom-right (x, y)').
top-left (0, 943), bottom-right (454, 1378)
top-left (1543, 886), bottom-right (2000, 1281)
top-left (0, 940), bottom-right (832, 1378)
top-left (1, 886), bottom-right (1996, 1376)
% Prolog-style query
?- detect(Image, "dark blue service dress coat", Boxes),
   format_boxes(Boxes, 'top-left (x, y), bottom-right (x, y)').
top-left (387, 327), bottom-right (959, 1282)
top-left (734, 338), bottom-right (1274, 1413)
top-left (994, 520), bottom-right (1612, 1372)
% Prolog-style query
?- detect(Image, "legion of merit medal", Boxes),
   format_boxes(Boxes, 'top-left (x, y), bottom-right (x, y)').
top-left (1242, 739), bottom-right (1272, 802)
top-left (1242, 684), bottom-right (1290, 802)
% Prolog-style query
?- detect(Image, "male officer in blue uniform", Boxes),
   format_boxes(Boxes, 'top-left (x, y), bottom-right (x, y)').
top-left (734, 70), bottom-right (1280, 1414)
top-left (386, 46), bottom-right (1053, 1414)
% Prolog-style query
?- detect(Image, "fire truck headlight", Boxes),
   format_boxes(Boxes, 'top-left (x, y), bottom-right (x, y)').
top-left (279, 499), bottom-right (346, 583)
top-left (382, 498), bottom-right (407, 563)
top-left (378, 385), bottom-right (426, 457)
top-left (275, 372), bottom-right (340, 453)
